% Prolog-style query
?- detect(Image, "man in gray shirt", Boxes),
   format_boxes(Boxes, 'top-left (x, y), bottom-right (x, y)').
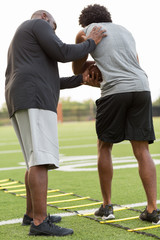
top-left (73, 4), bottom-right (159, 224)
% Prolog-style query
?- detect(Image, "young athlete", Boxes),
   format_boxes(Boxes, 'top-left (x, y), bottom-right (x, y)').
top-left (72, 4), bottom-right (160, 224)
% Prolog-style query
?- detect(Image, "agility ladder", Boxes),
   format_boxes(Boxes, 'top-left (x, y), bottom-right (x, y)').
top-left (0, 178), bottom-right (160, 239)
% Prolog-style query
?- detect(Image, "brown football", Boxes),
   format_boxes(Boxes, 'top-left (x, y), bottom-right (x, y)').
top-left (89, 64), bottom-right (102, 81)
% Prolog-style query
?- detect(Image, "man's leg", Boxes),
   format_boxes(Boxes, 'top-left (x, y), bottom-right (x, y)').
top-left (27, 164), bottom-right (74, 236)
top-left (25, 170), bottom-right (33, 218)
top-left (28, 165), bottom-right (48, 226)
top-left (131, 140), bottom-right (157, 212)
top-left (97, 140), bottom-right (113, 206)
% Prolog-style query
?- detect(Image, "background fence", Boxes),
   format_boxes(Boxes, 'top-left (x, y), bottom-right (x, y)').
top-left (0, 103), bottom-right (160, 125)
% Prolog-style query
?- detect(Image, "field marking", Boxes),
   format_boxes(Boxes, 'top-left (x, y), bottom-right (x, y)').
top-left (0, 138), bottom-right (160, 147)
top-left (0, 213), bottom-right (77, 226)
top-left (55, 155), bottom-right (160, 172)
top-left (59, 136), bottom-right (96, 142)
top-left (1, 200), bottom-right (160, 226)
top-left (1, 154), bottom-right (160, 172)
top-left (0, 142), bottom-right (18, 146)
top-left (0, 137), bottom-right (160, 153)
top-left (0, 166), bottom-right (26, 171)
top-left (0, 145), bottom-right (97, 155)
top-left (0, 136), bottom-right (96, 146)
top-left (60, 144), bottom-right (97, 149)
top-left (0, 150), bottom-right (21, 154)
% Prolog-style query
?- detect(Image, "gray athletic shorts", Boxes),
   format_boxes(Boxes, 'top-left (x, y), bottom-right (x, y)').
top-left (11, 109), bottom-right (59, 170)
top-left (96, 91), bottom-right (155, 144)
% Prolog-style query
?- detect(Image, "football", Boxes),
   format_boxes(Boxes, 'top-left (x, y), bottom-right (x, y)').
top-left (89, 64), bottom-right (102, 81)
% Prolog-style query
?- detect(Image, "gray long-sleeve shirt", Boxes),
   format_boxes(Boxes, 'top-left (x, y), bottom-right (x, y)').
top-left (5, 19), bottom-right (96, 117)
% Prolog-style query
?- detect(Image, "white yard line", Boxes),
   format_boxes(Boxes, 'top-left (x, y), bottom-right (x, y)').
top-left (0, 138), bottom-right (159, 146)
top-left (60, 144), bottom-right (97, 149)
top-left (0, 145), bottom-right (97, 154)
top-left (59, 136), bottom-right (96, 142)
top-left (0, 166), bottom-right (26, 171)
top-left (1, 201), bottom-right (160, 226)
top-left (1, 154), bottom-right (160, 171)
top-left (0, 150), bottom-right (21, 154)
top-left (0, 139), bottom-right (159, 154)
top-left (0, 213), bottom-right (77, 226)
top-left (0, 142), bottom-right (18, 146)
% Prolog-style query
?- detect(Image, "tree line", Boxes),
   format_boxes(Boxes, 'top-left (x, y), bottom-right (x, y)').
top-left (0, 96), bottom-right (160, 124)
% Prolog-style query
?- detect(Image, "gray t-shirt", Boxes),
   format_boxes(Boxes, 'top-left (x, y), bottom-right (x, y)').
top-left (84, 23), bottom-right (150, 97)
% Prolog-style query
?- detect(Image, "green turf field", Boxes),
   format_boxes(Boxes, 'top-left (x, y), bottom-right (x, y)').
top-left (0, 117), bottom-right (160, 240)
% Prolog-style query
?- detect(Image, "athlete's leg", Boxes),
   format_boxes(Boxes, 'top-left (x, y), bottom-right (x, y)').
top-left (97, 139), bottom-right (113, 206)
top-left (131, 140), bottom-right (157, 212)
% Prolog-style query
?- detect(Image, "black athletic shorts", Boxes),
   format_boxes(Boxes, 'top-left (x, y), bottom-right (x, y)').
top-left (96, 91), bottom-right (155, 144)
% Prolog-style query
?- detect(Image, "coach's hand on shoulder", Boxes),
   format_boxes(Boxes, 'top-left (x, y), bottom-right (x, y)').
top-left (82, 26), bottom-right (107, 45)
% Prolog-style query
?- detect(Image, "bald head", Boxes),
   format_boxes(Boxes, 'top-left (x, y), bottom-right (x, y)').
top-left (31, 10), bottom-right (52, 19)
top-left (31, 10), bottom-right (57, 30)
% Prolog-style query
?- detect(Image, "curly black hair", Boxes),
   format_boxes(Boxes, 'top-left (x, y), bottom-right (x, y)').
top-left (79, 4), bottom-right (112, 27)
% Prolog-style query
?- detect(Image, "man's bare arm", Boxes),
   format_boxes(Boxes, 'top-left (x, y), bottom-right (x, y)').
top-left (72, 30), bottom-right (90, 74)
top-left (72, 27), bottom-right (106, 74)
